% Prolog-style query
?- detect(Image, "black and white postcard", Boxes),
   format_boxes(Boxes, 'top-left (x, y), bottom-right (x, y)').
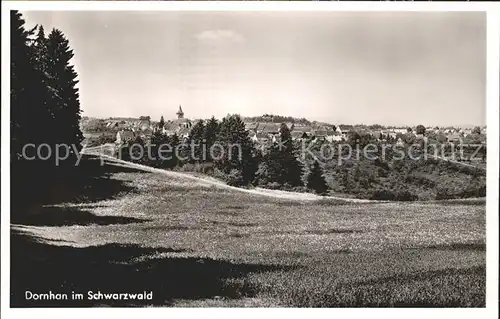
top-left (1, 2), bottom-right (499, 318)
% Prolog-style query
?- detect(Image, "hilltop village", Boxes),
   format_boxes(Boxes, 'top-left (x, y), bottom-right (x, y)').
top-left (81, 105), bottom-right (487, 148)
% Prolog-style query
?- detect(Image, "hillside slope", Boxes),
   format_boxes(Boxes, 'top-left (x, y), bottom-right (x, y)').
top-left (11, 156), bottom-right (485, 307)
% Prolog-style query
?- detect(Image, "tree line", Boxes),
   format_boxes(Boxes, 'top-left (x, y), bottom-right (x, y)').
top-left (11, 11), bottom-right (84, 205)
top-left (11, 11), bottom-right (83, 162)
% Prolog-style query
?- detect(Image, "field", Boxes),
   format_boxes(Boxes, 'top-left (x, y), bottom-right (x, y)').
top-left (10, 158), bottom-right (486, 307)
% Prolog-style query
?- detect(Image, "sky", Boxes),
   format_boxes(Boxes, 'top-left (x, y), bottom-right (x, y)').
top-left (22, 11), bottom-right (486, 126)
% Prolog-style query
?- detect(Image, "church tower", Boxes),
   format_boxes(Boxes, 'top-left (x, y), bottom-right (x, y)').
top-left (176, 105), bottom-right (184, 119)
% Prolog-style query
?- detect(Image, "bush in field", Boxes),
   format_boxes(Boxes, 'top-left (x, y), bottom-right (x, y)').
top-left (98, 134), bottom-right (115, 145)
top-left (175, 162), bottom-right (214, 175)
top-left (307, 161), bottom-right (328, 195)
top-left (214, 168), bottom-right (244, 187)
top-left (264, 182), bottom-right (282, 190)
top-left (436, 181), bottom-right (486, 200)
top-left (226, 169), bottom-right (245, 187)
top-left (404, 174), bottom-right (436, 189)
top-left (394, 189), bottom-right (418, 201)
top-left (370, 189), bottom-right (396, 200)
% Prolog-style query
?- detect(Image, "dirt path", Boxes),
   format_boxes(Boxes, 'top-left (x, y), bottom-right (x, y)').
top-left (82, 150), bottom-right (380, 203)
top-left (82, 149), bottom-right (485, 205)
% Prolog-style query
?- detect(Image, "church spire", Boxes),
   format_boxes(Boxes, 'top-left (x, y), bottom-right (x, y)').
top-left (176, 105), bottom-right (184, 119)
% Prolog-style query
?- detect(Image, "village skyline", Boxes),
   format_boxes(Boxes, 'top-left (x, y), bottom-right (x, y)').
top-left (82, 110), bottom-right (486, 128)
top-left (82, 107), bottom-right (487, 128)
top-left (81, 104), bottom-right (487, 151)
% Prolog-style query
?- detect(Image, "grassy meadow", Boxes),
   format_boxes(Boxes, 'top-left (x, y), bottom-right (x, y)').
top-left (11, 158), bottom-right (485, 307)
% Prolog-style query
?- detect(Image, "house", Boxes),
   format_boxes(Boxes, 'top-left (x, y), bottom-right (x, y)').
top-left (313, 129), bottom-right (328, 140)
top-left (434, 133), bottom-right (448, 144)
top-left (160, 105), bottom-right (193, 137)
top-left (292, 126), bottom-right (313, 135)
top-left (138, 128), bottom-right (153, 142)
top-left (248, 130), bottom-right (257, 141)
top-left (257, 123), bottom-right (281, 135)
top-left (447, 134), bottom-right (462, 143)
top-left (81, 118), bottom-right (106, 132)
top-left (245, 122), bottom-right (259, 133)
top-left (353, 128), bottom-right (369, 136)
top-left (271, 134), bottom-right (281, 143)
top-left (385, 130), bottom-right (398, 139)
top-left (338, 125), bottom-right (352, 131)
top-left (291, 131), bottom-right (308, 140)
top-left (253, 132), bottom-right (270, 143)
top-left (326, 133), bottom-right (343, 142)
top-left (115, 130), bottom-right (135, 144)
top-left (177, 127), bottom-right (191, 140)
top-left (394, 128), bottom-right (408, 134)
top-left (334, 125), bottom-right (343, 135)
top-left (463, 133), bottom-right (486, 145)
top-left (107, 120), bottom-right (127, 130)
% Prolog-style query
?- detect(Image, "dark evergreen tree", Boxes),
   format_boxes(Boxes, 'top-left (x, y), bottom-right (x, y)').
top-left (254, 143), bottom-right (283, 186)
top-left (129, 136), bottom-right (146, 163)
top-left (254, 123), bottom-right (303, 187)
top-left (45, 29), bottom-right (84, 158)
top-left (33, 25), bottom-right (48, 70)
top-left (148, 130), bottom-right (168, 168)
top-left (31, 25), bottom-right (59, 149)
top-left (203, 116), bottom-right (220, 162)
top-left (278, 123), bottom-right (303, 187)
top-left (158, 115), bottom-right (165, 129)
top-left (118, 142), bottom-right (131, 162)
top-left (11, 12), bottom-right (88, 209)
top-left (188, 120), bottom-right (205, 162)
top-left (11, 11), bottom-right (47, 162)
top-left (166, 133), bottom-right (180, 169)
top-left (416, 125), bottom-right (426, 135)
top-left (307, 161), bottom-right (328, 195)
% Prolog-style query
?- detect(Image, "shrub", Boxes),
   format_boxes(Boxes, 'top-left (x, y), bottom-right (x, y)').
top-left (265, 182), bottom-right (282, 190)
top-left (213, 168), bottom-right (244, 187)
top-left (436, 187), bottom-right (454, 200)
top-left (395, 190), bottom-right (418, 201)
top-left (225, 169), bottom-right (245, 187)
top-left (370, 190), bottom-right (396, 200)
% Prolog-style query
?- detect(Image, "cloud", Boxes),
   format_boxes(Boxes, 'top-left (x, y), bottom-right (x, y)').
top-left (196, 29), bottom-right (245, 44)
